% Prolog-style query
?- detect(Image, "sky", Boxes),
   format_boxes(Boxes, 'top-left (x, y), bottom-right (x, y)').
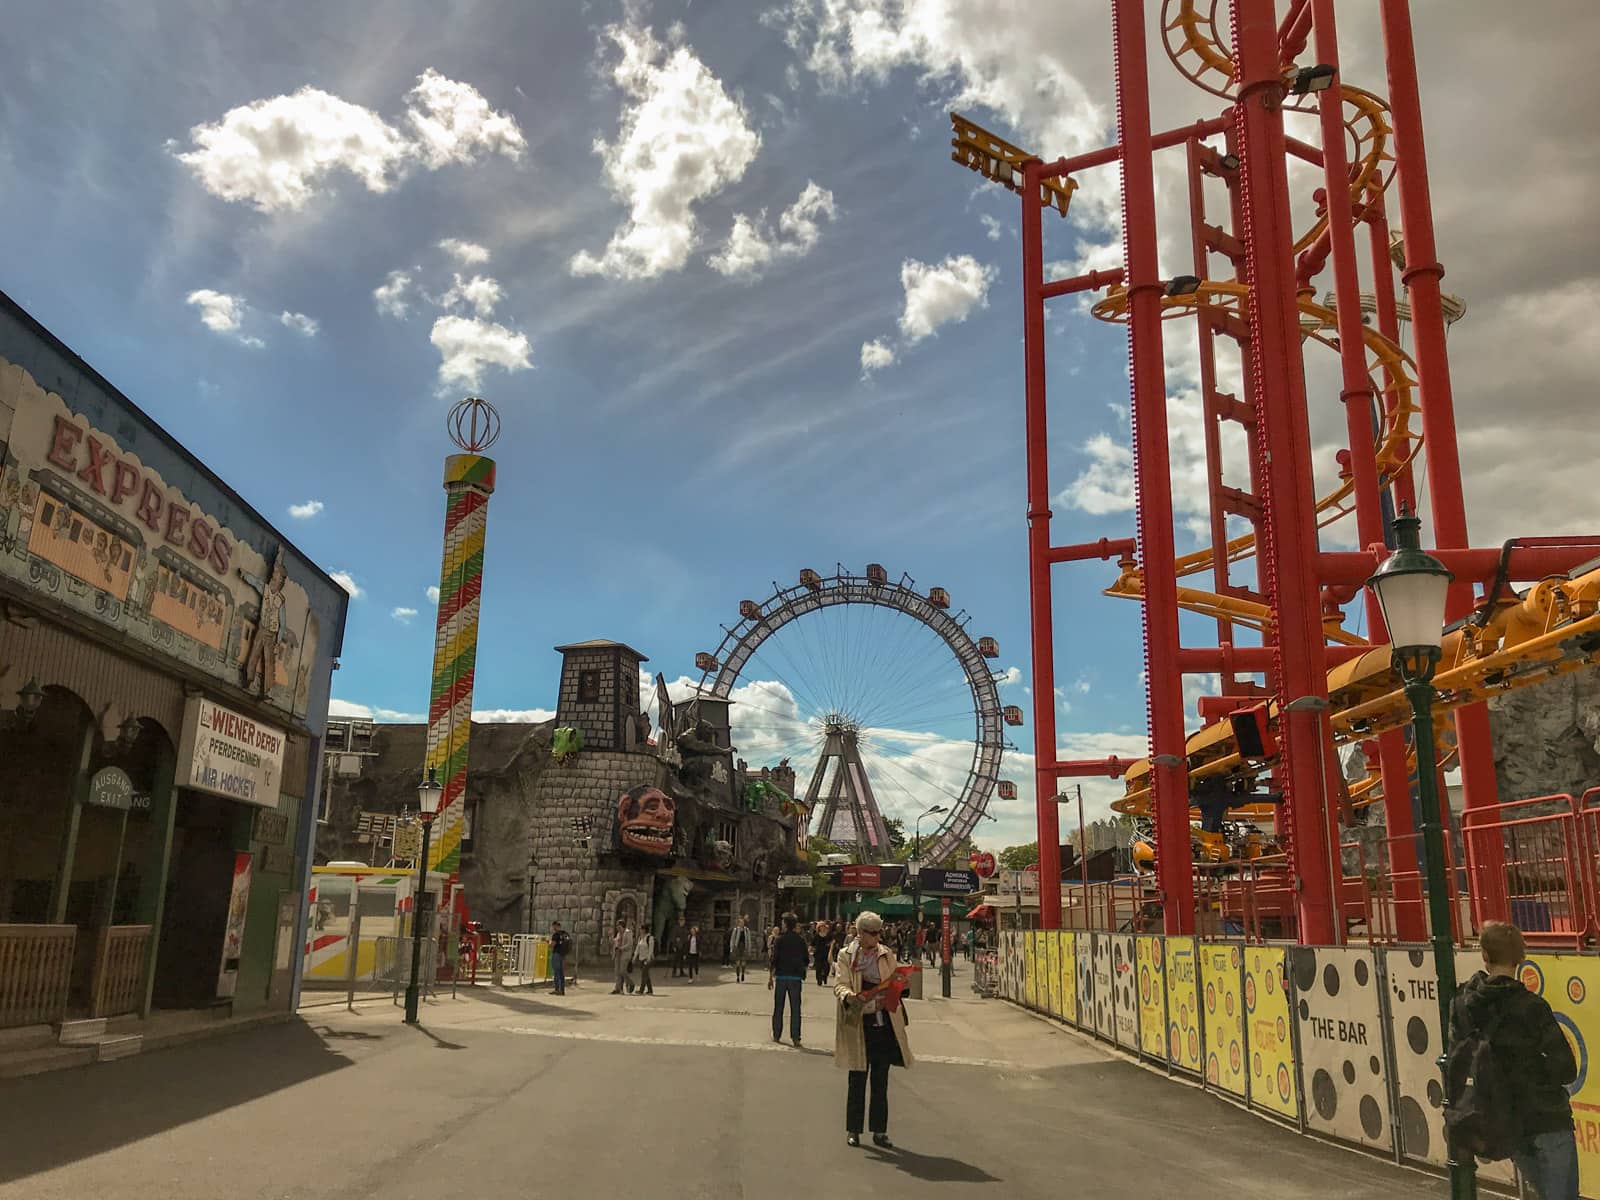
top-left (2, 1), bottom-right (1596, 854)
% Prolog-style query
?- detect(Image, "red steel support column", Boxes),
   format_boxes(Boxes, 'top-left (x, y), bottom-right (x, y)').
top-left (1380, 0), bottom-right (1505, 920)
top-left (1360, 185), bottom-right (1416, 515)
top-left (1311, 0), bottom-right (1424, 940)
top-left (1021, 158), bottom-right (1063, 930)
top-left (1188, 139), bottom-right (1237, 681)
top-left (1232, 0), bottom-right (1336, 943)
top-left (1113, 0), bottom-right (1194, 935)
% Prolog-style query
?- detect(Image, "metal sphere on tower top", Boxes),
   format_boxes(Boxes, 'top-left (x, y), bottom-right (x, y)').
top-left (448, 396), bottom-right (501, 452)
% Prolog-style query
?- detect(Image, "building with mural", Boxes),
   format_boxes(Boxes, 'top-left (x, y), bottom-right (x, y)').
top-left (0, 289), bottom-right (347, 1059)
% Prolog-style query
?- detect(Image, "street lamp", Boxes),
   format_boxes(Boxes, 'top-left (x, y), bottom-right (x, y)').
top-left (910, 804), bottom-right (948, 980)
top-left (404, 766), bottom-right (444, 1025)
top-left (1365, 508), bottom-right (1474, 1200)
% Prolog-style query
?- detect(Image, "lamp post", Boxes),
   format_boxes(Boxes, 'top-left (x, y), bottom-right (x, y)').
top-left (1366, 508), bottom-right (1474, 1200)
top-left (404, 767), bottom-right (444, 1025)
top-left (910, 804), bottom-right (948, 982)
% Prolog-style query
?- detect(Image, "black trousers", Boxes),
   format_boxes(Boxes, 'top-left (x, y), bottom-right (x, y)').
top-left (846, 1019), bottom-right (899, 1134)
top-left (688, 953), bottom-right (700, 979)
top-left (815, 962), bottom-right (829, 986)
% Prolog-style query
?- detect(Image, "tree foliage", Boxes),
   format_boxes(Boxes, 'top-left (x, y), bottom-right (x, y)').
top-left (998, 842), bottom-right (1039, 870)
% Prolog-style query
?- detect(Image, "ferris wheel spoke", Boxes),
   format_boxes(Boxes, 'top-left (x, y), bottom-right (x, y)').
top-left (861, 744), bottom-right (970, 815)
top-left (744, 638), bottom-right (831, 721)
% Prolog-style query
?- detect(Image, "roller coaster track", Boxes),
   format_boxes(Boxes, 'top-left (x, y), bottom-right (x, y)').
top-left (1094, 3), bottom-right (1600, 830)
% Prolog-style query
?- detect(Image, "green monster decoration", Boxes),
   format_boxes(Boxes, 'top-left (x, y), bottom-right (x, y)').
top-left (552, 725), bottom-right (584, 764)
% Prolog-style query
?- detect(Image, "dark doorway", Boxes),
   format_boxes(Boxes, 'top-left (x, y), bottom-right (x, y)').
top-left (152, 791), bottom-right (235, 1009)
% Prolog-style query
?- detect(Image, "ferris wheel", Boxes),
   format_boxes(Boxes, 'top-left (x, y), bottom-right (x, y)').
top-left (694, 564), bottom-right (1020, 864)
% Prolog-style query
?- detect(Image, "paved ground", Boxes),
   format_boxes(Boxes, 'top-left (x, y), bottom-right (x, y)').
top-left (0, 960), bottom-right (1446, 1199)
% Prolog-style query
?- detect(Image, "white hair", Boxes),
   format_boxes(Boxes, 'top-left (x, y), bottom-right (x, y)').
top-left (855, 912), bottom-right (884, 933)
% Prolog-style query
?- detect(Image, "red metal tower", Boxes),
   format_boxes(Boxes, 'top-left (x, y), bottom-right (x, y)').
top-left (956, 0), bottom-right (1600, 939)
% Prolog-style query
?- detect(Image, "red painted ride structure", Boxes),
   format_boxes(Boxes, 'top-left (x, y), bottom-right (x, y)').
top-left (981, 1), bottom-right (1600, 944)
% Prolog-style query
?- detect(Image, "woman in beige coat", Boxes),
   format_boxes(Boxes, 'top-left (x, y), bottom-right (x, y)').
top-left (833, 911), bottom-right (914, 1147)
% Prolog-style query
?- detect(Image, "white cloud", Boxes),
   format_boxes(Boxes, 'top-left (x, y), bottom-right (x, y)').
top-left (288, 499), bottom-right (324, 520)
top-left (373, 270), bottom-right (413, 318)
top-left (429, 314), bottom-right (532, 390)
top-left (329, 698), bottom-right (423, 722)
top-left (436, 273), bottom-right (504, 317)
top-left (779, 180), bottom-right (837, 254)
top-left (571, 16), bottom-right (762, 280)
top-left (174, 72), bottom-right (524, 213)
top-left (994, 665), bottom-right (1023, 687)
top-left (707, 214), bottom-right (775, 278)
top-left (426, 585), bottom-right (441, 604)
top-left (898, 254), bottom-right (995, 342)
top-left (980, 213), bottom-right (1004, 241)
top-left (391, 606), bottom-right (418, 623)
top-left (708, 181), bottom-right (838, 279)
top-left (279, 311), bottom-right (318, 336)
top-left (402, 68), bottom-right (526, 169)
top-left (186, 289), bottom-right (264, 347)
top-left (473, 708), bottom-right (557, 723)
top-left (439, 238), bottom-right (490, 265)
top-left (330, 570), bottom-right (363, 598)
top-left (859, 338), bottom-right (896, 373)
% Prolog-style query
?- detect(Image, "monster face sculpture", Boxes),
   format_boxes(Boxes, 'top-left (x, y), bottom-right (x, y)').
top-left (710, 839), bottom-right (734, 871)
top-left (617, 786), bottom-right (675, 856)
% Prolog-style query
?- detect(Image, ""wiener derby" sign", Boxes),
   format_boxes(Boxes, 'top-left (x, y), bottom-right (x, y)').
top-left (177, 696), bottom-right (285, 808)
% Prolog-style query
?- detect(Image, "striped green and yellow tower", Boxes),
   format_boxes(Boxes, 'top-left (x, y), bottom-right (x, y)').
top-left (425, 398), bottom-right (500, 876)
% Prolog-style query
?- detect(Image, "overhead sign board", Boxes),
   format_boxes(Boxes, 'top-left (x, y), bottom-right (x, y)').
top-left (916, 867), bottom-right (980, 895)
top-left (177, 695), bottom-right (285, 808)
top-left (777, 875), bottom-right (813, 889)
top-left (822, 864), bottom-right (908, 890)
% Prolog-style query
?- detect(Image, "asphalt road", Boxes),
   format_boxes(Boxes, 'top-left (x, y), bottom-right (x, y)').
top-left (0, 963), bottom-right (1446, 1199)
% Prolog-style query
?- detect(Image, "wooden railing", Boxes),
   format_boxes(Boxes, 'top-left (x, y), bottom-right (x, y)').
top-left (0, 924), bottom-right (76, 1028)
top-left (92, 925), bottom-right (153, 1018)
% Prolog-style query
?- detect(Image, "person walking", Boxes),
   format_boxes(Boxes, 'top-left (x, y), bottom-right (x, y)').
top-left (549, 920), bottom-right (572, 996)
top-left (670, 916), bottom-right (689, 977)
top-left (730, 916), bottom-right (754, 982)
top-left (834, 912), bottom-right (913, 1148)
top-left (633, 927), bottom-right (656, 996)
top-left (688, 925), bottom-right (702, 981)
top-left (813, 920), bottom-right (835, 987)
top-left (769, 913), bottom-right (809, 1047)
top-left (1450, 921), bottom-right (1578, 1199)
top-left (610, 920), bottom-right (634, 994)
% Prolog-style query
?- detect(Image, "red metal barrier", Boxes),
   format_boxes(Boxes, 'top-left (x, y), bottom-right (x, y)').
top-left (1572, 788), bottom-right (1600, 943)
top-left (1341, 831), bottom-right (1465, 946)
top-left (1463, 794), bottom-right (1590, 950)
top-left (1191, 863), bottom-right (1298, 944)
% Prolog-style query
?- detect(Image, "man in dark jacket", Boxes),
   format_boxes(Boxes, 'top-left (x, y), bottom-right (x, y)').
top-left (1451, 921), bottom-right (1577, 1199)
top-left (550, 921), bottom-right (572, 996)
top-left (769, 912), bottom-right (810, 1046)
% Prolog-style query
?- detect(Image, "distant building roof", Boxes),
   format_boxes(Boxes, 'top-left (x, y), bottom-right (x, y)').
top-left (553, 640), bottom-right (650, 661)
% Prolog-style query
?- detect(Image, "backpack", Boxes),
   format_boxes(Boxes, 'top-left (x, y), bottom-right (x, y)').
top-left (1444, 1005), bottom-right (1520, 1162)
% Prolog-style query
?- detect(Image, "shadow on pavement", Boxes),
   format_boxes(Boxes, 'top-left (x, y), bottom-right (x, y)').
top-left (467, 989), bottom-right (599, 1020)
top-left (869, 1146), bottom-right (1000, 1183)
top-left (0, 1019), bottom-right (351, 1185)
top-left (410, 1025), bottom-right (467, 1050)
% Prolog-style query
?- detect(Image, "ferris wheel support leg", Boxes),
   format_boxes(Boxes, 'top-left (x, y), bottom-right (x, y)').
top-left (1309, 0), bottom-right (1426, 940)
top-left (1379, 0), bottom-right (1506, 915)
top-left (1232, 0), bottom-right (1337, 943)
top-left (1020, 154), bottom-right (1063, 931)
top-left (1113, 0), bottom-right (1195, 937)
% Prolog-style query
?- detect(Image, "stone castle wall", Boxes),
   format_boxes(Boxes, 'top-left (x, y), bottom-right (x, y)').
top-left (526, 746), bottom-right (662, 963)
